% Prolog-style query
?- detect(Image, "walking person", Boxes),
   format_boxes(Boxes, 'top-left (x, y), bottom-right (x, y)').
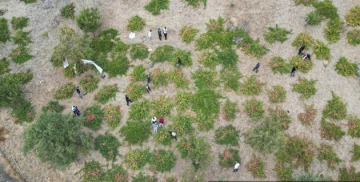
top-left (148, 30), bottom-right (152, 43)
top-left (298, 45), bottom-right (305, 55)
top-left (75, 106), bottom-right (80, 116)
top-left (163, 27), bottom-right (167, 40)
top-left (152, 123), bottom-right (158, 134)
top-left (302, 53), bottom-right (311, 60)
top-left (157, 28), bottom-right (162, 40)
top-left (146, 84), bottom-right (151, 93)
top-left (125, 95), bottom-right (132, 106)
top-left (177, 57), bottom-right (182, 67)
top-left (233, 161), bottom-right (240, 172)
top-left (169, 131), bottom-right (177, 141)
top-left (252, 62), bottom-right (260, 73)
top-left (72, 105), bottom-right (77, 115)
top-left (159, 117), bottom-right (164, 128)
top-left (290, 66), bottom-right (298, 77)
top-left (76, 86), bottom-right (82, 99)
top-left (146, 73), bottom-right (151, 84)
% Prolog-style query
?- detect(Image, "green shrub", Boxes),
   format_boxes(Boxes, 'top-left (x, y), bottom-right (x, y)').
top-left (313, 0), bottom-right (339, 20)
top-left (223, 100), bottom-right (239, 121)
top-left (264, 24), bottom-right (291, 44)
top-left (0, 58), bottom-right (10, 75)
top-left (11, 99), bottom-right (35, 123)
top-left (269, 107), bottom-right (292, 130)
top-left (176, 138), bottom-right (191, 158)
top-left (120, 121), bottom-right (151, 145)
top-left (195, 114), bottom-right (215, 131)
top-left (322, 91), bottom-right (347, 120)
top-left (320, 120), bottom-right (345, 141)
top-left (246, 154), bottom-right (266, 179)
top-left (347, 29), bottom-right (360, 45)
top-left (313, 40), bottom-right (331, 60)
top-left (154, 128), bottom-right (173, 146)
top-left (306, 11), bottom-right (323, 25)
top-left (76, 8), bottom-right (100, 33)
top-left (80, 75), bottom-right (99, 92)
top-left (269, 56), bottom-right (291, 74)
top-left (144, 0), bottom-right (170, 15)
top-left (10, 46), bottom-right (33, 64)
top-left (23, 112), bottom-right (91, 169)
top-left (296, 173), bottom-right (330, 181)
top-left (292, 77), bottom-right (317, 99)
top-left (267, 85), bottom-right (286, 103)
top-left (106, 56), bottom-right (130, 78)
top-left (150, 45), bottom-right (175, 63)
top-left (294, 0), bottom-right (317, 6)
top-left (215, 125), bottom-right (239, 146)
top-left (124, 149), bottom-right (151, 170)
top-left (289, 56), bottom-right (314, 73)
top-left (215, 48), bottom-right (239, 68)
top-left (335, 57), bottom-right (358, 77)
top-left (192, 69), bottom-right (219, 90)
top-left (191, 89), bottom-right (221, 120)
top-left (244, 99), bottom-right (264, 121)
top-left (110, 39), bottom-right (129, 58)
top-left (132, 173), bottom-right (157, 182)
top-left (102, 164), bottom-right (129, 182)
top-left (220, 67), bottom-right (242, 91)
top-left (128, 99), bottom-right (150, 121)
top-left (292, 33), bottom-right (314, 48)
top-left (60, 3), bottom-right (75, 19)
top-left (83, 104), bottom-right (103, 131)
top-left (42, 101), bottom-right (64, 113)
top-left (151, 96), bottom-right (173, 117)
top-left (53, 83), bottom-right (75, 99)
top-left (298, 104), bottom-right (317, 126)
top-left (317, 143), bottom-right (341, 170)
top-left (173, 49), bottom-right (193, 67)
top-left (347, 115), bottom-right (360, 138)
top-left (94, 84), bottom-right (118, 104)
top-left (179, 137), bottom-right (212, 170)
top-left (246, 39), bottom-right (269, 58)
top-left (130, 65), bottom-right (146, 82)
top-left (171, 115), bottom-right (194, 136)
top-left (149, 150), bottom-right (176, 172)
top-left (20, 0), bottom-right (37, 4)
top-left (324, 18), bottom-right (343, 43)
top-left (346, 6), bottom-right (360, 26)
top-left (91, 29), bottom-right (118, 53)
top-left (126, 83), bottom-right (146, 101)
top-left (104, 104), bottom-right (121, 129)
top-left (126, 15), bottom-right (146, 31)
top-left (168, 70), bottom-right (189, 88)
top-left (179, 26), bottom-right (200, 43)
top-left (175, 92), bottom-right (192, 111)
top-left (82, 160), bottom-right (103, 182)
top-left (274, 162), bottom-right (294, 181)
top-left (12, 30), bottom-right (32, 46)
top-left (351, 144), bottom-right (360, 161)
top-left (240, 75), bottom-right (264, 96)
top-left (0, 18), bottom-right (10, 43)
top-left (338, 166), bottom-right (360, 181)
top-left (218, 148), bottom-right (241, 168)
top-left (130, 44), bottom-right (149, 60)
top-left (63, 62), bottom-right (76, 78)
top-left (95, 133), bottom-right (120, 161)
top-left (2, 69), bottom-right (33, 85)
top-left (11, 16), bottom-right (29, 30)
top-left (185, 0), bottom-right (207, 8)
top-left (152, 69), bottom-right (169, 87)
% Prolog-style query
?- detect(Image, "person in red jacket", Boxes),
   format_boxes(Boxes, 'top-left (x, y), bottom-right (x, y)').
top-left (159, 118), bottom-right (164, 128)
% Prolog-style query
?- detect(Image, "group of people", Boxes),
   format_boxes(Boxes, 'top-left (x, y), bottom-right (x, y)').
top-left (151, 117), bottom-right (177, 140)
top-left (291, 45), bottom-right (310, 77)
top-left (147, 27), bottom-right (168, 43)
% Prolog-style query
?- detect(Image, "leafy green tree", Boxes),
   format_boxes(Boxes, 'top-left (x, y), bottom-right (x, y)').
top-left (23, 112), bottom-right (91, 169)
top-left (76, 8), bottom-right (101, 33)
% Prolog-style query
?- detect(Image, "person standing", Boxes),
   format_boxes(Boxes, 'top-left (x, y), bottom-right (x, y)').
top-left (125, 95), bottom-right (132, 106)
top-left (157, 28), bottom-right (162, 40)
top-left (233, 161), bottom-right (240, 172)
top-left (169, 131), bottom-right (177, 141)
top-left (252, 62), bottom-right (260, 73)
top-left (290, 66), bottom-right (298, 77)
top-left (75, 106), bottom-right (80, 116)
top-left (148, 30), bottom-right (152, 43)
top-left (298, 45), bottom-right (305, 55)
top-left (159, 117), bottom-right (164, 128)
top-left (152, 117), bottom-right (157, 124)
top-left (146, 73), bottom-right (151, 84)
top-left (72, 105), bottom-right (77, 115)
top-left (76, 86), bottom-right (82, 99)
top-left (146, 84), bottom-right (151, 93)
top-left (177, 57), bottom-right (182, 67)
top-left (163, 27), bottom-right (167, 40)
top-left (152, 123), bottom-right (158, 134)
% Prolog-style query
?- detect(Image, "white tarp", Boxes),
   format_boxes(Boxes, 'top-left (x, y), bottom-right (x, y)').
top-left (129, 32), bottom-right (135, 39)
top-left (81, 59), bottom-right (103, 73)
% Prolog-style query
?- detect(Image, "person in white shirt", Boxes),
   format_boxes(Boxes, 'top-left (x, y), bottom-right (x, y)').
top-left (169, 131), bottom-right (177, 141)
top-left (163, 27), bottom-right (167, 40)
top-left (152, 117), bottom-right (157, 124)
top-left (148, 30), bottom-right (152, 43)
top-left (233, 161), bottom-right (240, 172)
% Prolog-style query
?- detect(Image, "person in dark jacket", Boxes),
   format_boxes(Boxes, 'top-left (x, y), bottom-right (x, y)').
top-left (157, 28), bottom-right (162, 40)
top-left (252, 62), bottom-right (260, 73)
top-left (290, 66), bottom-right (298, 77)
top-left (298, 45), bottom-right (305, 55)
top-left (125, 95), bottom-right (132, 106)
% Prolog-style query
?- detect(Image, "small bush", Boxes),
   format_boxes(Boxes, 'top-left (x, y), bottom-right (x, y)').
top-left (322, 91), bottom-right (347, 120)
top-left (176, 138), bottom-right (191, 158)
top-left (192, 69), bottom-right (219, 90)
top-left (351, 144), bottom-right (360, 161)
top-left (269, 56), bottom-right (291, 74)
top-left (186, 137), bottom-right (212, 170)
top-left (83, 104), bottom-right (103, 131)
top-left (94, 84), bottom-right (118, 104)
top-left (111, 39), bottom-right (129, 57)
top-left (106, 56), bottom-right (129, 78)
top-left (294, 0), bottom-right (317, 6)
top-left (171, 115), bottom-right (194, 136)
top-left (95, 133), bottom-right (120, 161)
top-left (3, 69), bottom-right (33, 84)
top-left (152, 69), bottom-right (169, 87)
top-left (223, 100), bottom-right (239, 121)
top-left (128, 99), bottom-right (150, 121)
top-left (132, 173), bottom-right (157, 182)
top-left (150, 45), bottom-right (175, 63)
top-left (82, 161), bottom-right (103, 181)
top-left (191, 89), bottom-right (221, 120)
top-left (347, 30), bottom-right (360, 45)
top-left (269, 107), bottom-right (292, 130)
top-left (126, 83), bottom-right (146, 101)
top-left (179, 26), bottom-right (200, 43)
top-left (318, 143), bottom-right (341, 170)
top-left (0, 18), bottom-right (10, 43)
top-left (218, 148), bottom-right (241, 168)
top-left (102, 164), bottom-right (129, 182)
top-left (154, 129), bottom-right (173, 146)
top-left (185, 0), bottom-right (207, 8)
top-left (240, 75), bottom-right (264, 96)
top-left (173, 49), bottom-right (193, 67)
top-left (151, 96), bottom-right (173, 117)
top-left (289, 56), bottom-right (314, 73)
top-left (80, 75), bottom-right (99, 92)
top-left (12, 30), bottom-right (32, 46)
top-left (10, 46), bottom-right (34, 64)
top-left (264, 24), bottom-right (291, 44)
top-left (320, 120), bottom-right (345, 141)
top-left (20, 0), bottom-right (37, 4)
top-left (60, 3), bottom-right (75, 19)
top-left (246, 154), bottom-right (266, 179)
top-left (335, 57), bottom-right (358, 77)
top-left (292, 77), bottom-right (317, 99)
top-left (244, 99), bottom-right (264, 121)
top-left (42, 101), bottom-right (64, 113)
top-left (11, 16), bottom-right (29, 30)
top-left (144, 0), bottom-right (170, 15)
top-left (76, 8), bottom-right (100, 33)
top-left (346, 6), bottom-right (360, 26)
top-left (292, 33), bottom-right (314, 48)
top-left (130, 44), bottom-right (149, 60)
top-left (324, 18), bottom-right (343, 43)
top-left (124, 149), bottom-right (151, 170)
top-left (220, 67), bottom-right (242, 91)
top-left (175, 92), bottom-right (192, 111)
top-left (298, 104), bottom-right (317, 126)
top-left (338, 166), bottom-right (360, 181)
top-left (267, 85), bottom-right (286, 103)
top-left (215, 125), bottom-right (239, 146)
top-left (168, 70), bottom-right (189, 88)
top-left (149, 150), bottom-right (176, 172)
top-left (126, 15), bottom-right (146, 32)
top-left (53, 83), bottom-right (75, 99)
top-left (246, 39), bottom-right (269, 58)
top-left (103, 104), bottom-right (121, 129)
top-left (0, 58), bottom-right (10, 75)
top-left (120, 121), bottom-right (151, 145)
top-left (347, 115), bottom-right (360, 138)
top-left (313, 0), bottom-right (339, 20)
top-left (313, 40), bottom-right (331, 60)
top-left (130, 65), bottom-right (146, 82)
top-left (274, 162), bottom-right (294, 181)
top-left (306, 11), bottom-right (323, 25)
top-left (12, 99), bottom-right (35, 123)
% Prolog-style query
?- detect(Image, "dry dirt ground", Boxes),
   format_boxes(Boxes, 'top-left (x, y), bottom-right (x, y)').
top-left (1, 0), bottom-right (360, 181)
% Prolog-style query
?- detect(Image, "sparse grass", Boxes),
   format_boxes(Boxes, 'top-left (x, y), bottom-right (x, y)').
top-left (335, 57), bottom-right (358, 77)
top-left (220, 67), bottom-right (242, 91)
top-left (289, 56), bottom-right (314, 73)
top-left (216, 48), bottom-right (239, 68)
top-left (173, 49), bottom-right (193, 67)
top-left (345, 6), bottom-right (360, 26)
top-left (246, 154), bottom-right (266, 179)
top-left (192, 69), bottom-right (219, 90)
top-left (53, 83), bottom-right (75, 99)
top-left (176, 138), bottom-right (191, 158)
top-left (306, 11), bottom-right (324, 25)
top-left (0, 58), bottom-right (10, 75)
top-left (60, 3), bottom-right (75, 19)
top-left (324, 18), bottom-right (343, 43)
top-left (218, 148), bottom-right (241, 168)
top-left (153, 69), bottom-right (169, 87)
top-left (42, 101), bottom-right (64, 113)
top-left (106, 55), bottom-right (129, 78)
top-left (80, 75), bottom-right (99, 92)
top-left (347, 115), bottom-right (360, 138)
top-left (130, 65), bottom-right (146, 82)
top-left (149, 150), bottom-right (176, 172)
top-left (223, 100), bottom-right (239, 121)
top-left (215, 125), bottom-right (239, 146)
top-left (294, 0), bottom-right (317, 6)
top-left (317, 143), bottom-right (341, 170)
top-left (13, 30), bottom-right (32, 46)
top-left (132, 173), bottom-right (157, 182)
top-left (83, 104), bottom-right (103, 131)
top-left (185, 0), bottom-right (207, 8)
top-left (347, 30), bottom-right (360, 46)
top-left (313, 40), bottom-right (331, 60)
top-left (120, 121), bottom-right (151, 145)
top-left (154, 128), bottom-right (173, 146)
top-left (313, 0), bottom-right (339, 20)
top-left (292, 77), bottom-right (317, 99)
top-left (351, 144), bottom-right (360, 161)
top-left (322, 91), bottom-right (347, 120)
top-left (298, 104), bottom-right (317, 126)
top-left (264, 24), bottom-right (291, 44)
top-left (102, 164), bottom-right (129, 182)
top-left (4, 69), bottom-right (33, 84)
top-left (338, 166), bottom-right (360, 181)
top-left (124, 149), bottom-right (151, 170)
top-left (151, 96), bottom-right (173, 117)
top-left (269, 107), bottom-right (292, 130)
top-left (11, 99), bottom-right (35, 123)
top-left (150, 45), bottom-right (175, 63)
top-left (269, 57), bottom-right (291, 74)
top-left (191, 89), bottom-right (221, 122)
top-left (0, 18), bottom-right (10, 43)
top-left (103, 104), bottom-right (121, 129)
top-left (168, 70), bottom-right (189, 88)
top-left (126, 15), bottom-right (146, 32)
top-left (320, 119), bottom-right (345, 141)
top-left (246, 39), bottom-right (269, 59)
top-left (244, 99), bottom-right (264, 121)
top-left (11, 16), bottom-right (29, 30)
top-left (94, 84), bottom-right (118, 104)
top-left (274, 162), bottom-right (294, 181)
top-left (20, 0), bottom-right (37, 4)
top-left (128, 99), bottom-right (150, 121)
top-left (82, 160), bottom-right (103, 182)
top-left (267, 85), bottom-right (286, 103)
top-left (10, 46), bottom-right (34, 64)
top-left (292, 33), bottom-right (314, 48)
top-left (240, 75), bottom-right (265, 96)
top-left (175, 92), bottom-right (193, 111)
top-left (144, 0), bottom-right (170, 15)
top-left (126, 83), bottom-right (147, 101)
top-left (130, 44), bottom-right (149, 60)
top-left (179, 26), bottom-right (200, 43)
top-left (95, 132), bottom-right (120, 161)
top-left (171, 115), bottom-right (194, 136)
